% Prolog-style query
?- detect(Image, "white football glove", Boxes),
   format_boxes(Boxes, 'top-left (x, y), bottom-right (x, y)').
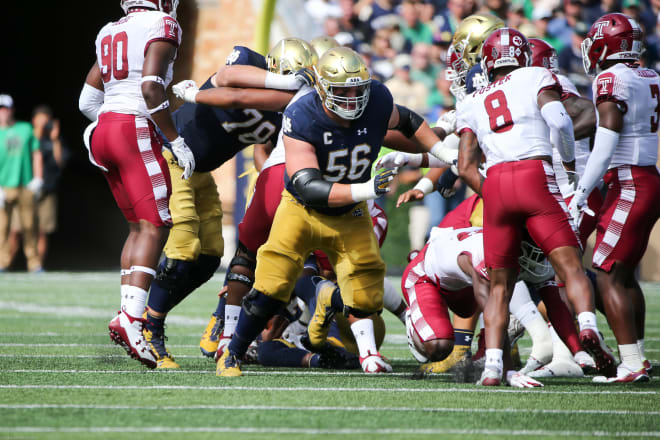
top-left (375, 151), bottom-right (422, 169)
top-left (172, 80), bottom-right (199, 103)
top-left (359, 352), bottom-right (393, 373)
top-left (170, 136), bottom-right (196, 179)
top-left (26, 177), bottom-right (44, 199)
top-left (567, 193), bottom-right (594, 229)
top-left (430, 141), bottom-right (458, 165)
top-left (507, 371), bottom-right (544, 388)
top-left (566, 171), bottom-right (579, 191)
top-left (435, 109), bottom-right (456, 134)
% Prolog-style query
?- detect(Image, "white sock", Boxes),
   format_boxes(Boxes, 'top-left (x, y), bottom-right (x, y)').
top-left (120, 284), bottom-right (130, 312)
top-left (637, 339), bottom-right (646, 360)
top-left (350, 318), bottom-right (378, 358)
top-left (549, 324), bottom-right (574, 360)
top-left (525, 317), bottom-right (553, 363)
top-left (577, 311), bottom-right (598, 332)
top-left (619, 343), bottom-right (644, 371)
top-left (485, 348), bottom-right (503, 375)
top-left (223, 305), bottom-right (242, 337)
top-left (123, 286), bottom-right (148, 318)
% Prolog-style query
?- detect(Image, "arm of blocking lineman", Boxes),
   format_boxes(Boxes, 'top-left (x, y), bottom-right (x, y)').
top-left (79, 63), bottom-right (105, 121)
top-left (284, 135), bottom-right (394, 207)
top-left (192, 86), bottom-right (294, 111)
top-left (457, 254), bottom-right (489, 310)
top-left (213, 65), bottom-right (301, 90)
top-left (539, 92), bottom-right (575, 164)
top-left (141, 40), bottom-right (179, 142)
top-left (563, 95), bottom-right (596, 141)
top-left (457, 130), bottom-right (484, 196)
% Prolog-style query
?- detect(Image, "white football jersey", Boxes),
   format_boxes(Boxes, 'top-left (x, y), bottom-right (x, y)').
top-left (592, 63), bottom-right (659, 168)
top-left (552, 73), bottom-right (591, 197)
top-left (95, 11), bottom-right (181, 118)
top-left (456, 67), bottom-right (561, 169)
top-left (263, 85), bottom-right (315, 171)
top-left (423, 227), bottom-right (487, 291)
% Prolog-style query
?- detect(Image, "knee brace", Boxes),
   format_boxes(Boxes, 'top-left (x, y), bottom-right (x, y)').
top-left (164, 254), bottom-right (221, 311)
top-left (154, 258), bottom-right (193, 293)
top-left (226, 242), bottom-right (257, 288)
top-left (242, 288), bottom-right (285, 319)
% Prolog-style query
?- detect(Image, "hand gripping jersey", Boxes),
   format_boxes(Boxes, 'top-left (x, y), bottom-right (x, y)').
top-left (282, 80), bottom-right (393, 215)
top-left (551, 73), bottom-right (591, 197)
top-left (593, 63), bottom-right (660, 168)
top-left (420, 227), bottom-right (487, 291)
top-left (96, 10), bottom-right (181, 117)
top-left (261, 85), bottom-right (315, 172)
top-left (172, 46), bottom-right (282, 172)
top-left (456, 66), bottom-right (562, 169)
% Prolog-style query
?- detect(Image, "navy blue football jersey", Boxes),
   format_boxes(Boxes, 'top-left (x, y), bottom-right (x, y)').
top-left (282, 80), bottom-right (393, 215)
top-left (465, 64), bottom-right (489, 94)
top-left (171, 46), bottom-right (281, 172)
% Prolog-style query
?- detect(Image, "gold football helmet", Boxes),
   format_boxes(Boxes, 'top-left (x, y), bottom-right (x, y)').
top-left (310, 36), bottom-right (340, 60)
top-left (314, 47), bottom-right (371, 120)
top-left (446, 13), bottom-right (504, 99)
top-left (266, 38), bottom-right (316, 75)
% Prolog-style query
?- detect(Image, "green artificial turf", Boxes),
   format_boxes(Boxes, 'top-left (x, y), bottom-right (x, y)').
top-left (0, 273), bottom-right (658, 439)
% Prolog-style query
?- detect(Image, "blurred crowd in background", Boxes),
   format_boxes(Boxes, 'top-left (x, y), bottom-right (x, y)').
top-left (306, 0), bottom-right (660, 121)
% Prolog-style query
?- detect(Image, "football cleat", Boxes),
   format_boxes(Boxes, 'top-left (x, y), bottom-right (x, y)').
top-left (359, 351), bottom-right (393, 373)
top-left (213, 335), bottom-right (232, 362)
top-left (643, 359), bottom-right (652, 375)
top-left (419, 344), bottom-right (470, 374)
top-left (307, 280), bottom-right (337, 347)
top-left (528, 357), bottom-right (585, 378)
top-left (200, 314), bottom-right (224, 358)
top-left (507, 371), bottom-right (544, 388)
top-left (592, 363), bottom-right (650, 384)
top-left (477, 367), bottom-right (502, 386)
top-left (143, 326), bottom-right (179, 369)
top-left (574, 350), bottom-right (597, 374)
top-left (216, 349), bottom-right (242, 377)
top-left (109, 311), bottom-right (157, 369)
top-left (519, 355), bottom-right (548, 375)
top-left (579, 329), bottom-right (617, 377)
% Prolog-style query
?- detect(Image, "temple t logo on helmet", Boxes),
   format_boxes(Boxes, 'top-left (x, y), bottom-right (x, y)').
top-left (266, 38), bottom-right (316, 75)
top-left (121, 0), bottom-right (179, 18)
top-left (581, 13), bottom-right (643, 76)
top-left (314, 47), bottom-right (371, 120)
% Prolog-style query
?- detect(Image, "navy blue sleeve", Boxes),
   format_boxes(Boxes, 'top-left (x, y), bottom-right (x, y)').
top-left (225, 45), bottom-right (267, 69)
top-left (369, 80), bottom-right (394, 121)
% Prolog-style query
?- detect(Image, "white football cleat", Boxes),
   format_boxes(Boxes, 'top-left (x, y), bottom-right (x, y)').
top-left (109, 311), bottom-right (157, 369)
top-left (477, 367), bottom-right (502, 386)
top-left (507, 371), bottom-right (544, 388)
top-left (593, 363), bottom-right (650, 384)
top-left (519, 355), bottom-right (548, 375)
top-left (359, 351), bottom-right (393, 373)
top-left (528, 357), bottom-right (585, 378)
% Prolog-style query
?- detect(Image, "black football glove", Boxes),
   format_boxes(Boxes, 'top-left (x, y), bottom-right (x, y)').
top-left (374, 168), bottom-right (397, 196)
top-left (437, 166), bottom-right (459, 199)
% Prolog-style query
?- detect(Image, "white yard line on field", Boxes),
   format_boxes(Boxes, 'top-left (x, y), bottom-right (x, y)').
top-left (1, 369), bottom-right (429, 377)
top-left (0, 404), bottom-right (658, 416)
top-left (0, 384), bottom-right (655, 395)
top-left (1, 427), bottom-right (659, 437)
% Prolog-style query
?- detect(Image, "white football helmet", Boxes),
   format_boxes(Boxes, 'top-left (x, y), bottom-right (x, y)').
top-left (518, 240), bottom-right (555, 284)
top-left (121, 0), bottom-right (179, 18)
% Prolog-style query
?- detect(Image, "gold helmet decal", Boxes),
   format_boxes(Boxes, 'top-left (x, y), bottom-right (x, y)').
top-left (446, 13), bottom-right (504, 99)
top-left (314, 47), bottom-right (371, 120)
top-left (310, 36), bottom-right (340, 60)
top-left (266, 38), bottom-right (315, 74)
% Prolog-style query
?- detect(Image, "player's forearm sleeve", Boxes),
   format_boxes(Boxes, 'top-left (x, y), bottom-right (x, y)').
top-left (574, 126), bottom-right (618, 202)
top-left (79, 83), bottom-right (105, 121)
top-left (540, 100), bottom-right (575, 163)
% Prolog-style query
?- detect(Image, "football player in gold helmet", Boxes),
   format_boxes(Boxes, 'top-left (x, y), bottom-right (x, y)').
top-left (446, 13), bottom-right (504, 101)
top-left (310, 35), bottom-right (340, 60)
top-left (216, 47), bottom-right (458, 377)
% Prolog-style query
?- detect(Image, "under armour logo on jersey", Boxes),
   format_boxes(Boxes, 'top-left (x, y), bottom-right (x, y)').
top-left (357, 128), bottom-right (368, 135)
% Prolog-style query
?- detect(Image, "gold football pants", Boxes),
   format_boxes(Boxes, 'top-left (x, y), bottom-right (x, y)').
top-left (254, 190), bottom-right (385, 313)
top-left (162, 150), bottom-right (224, 261)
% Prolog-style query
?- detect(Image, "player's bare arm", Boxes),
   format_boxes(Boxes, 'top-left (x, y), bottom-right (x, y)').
top-left (457, 254), bottom-right (489, 309)
top-left (213, 64), bottom-right (305, 90)
top-left (192, 86), bottom-right (294, 111)
top-left (563, 95), bottom-right (597, 140)
top-left (142, 40), bottom-right (179, 142)
top-left (457, 130), bottom-right (483, 195)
